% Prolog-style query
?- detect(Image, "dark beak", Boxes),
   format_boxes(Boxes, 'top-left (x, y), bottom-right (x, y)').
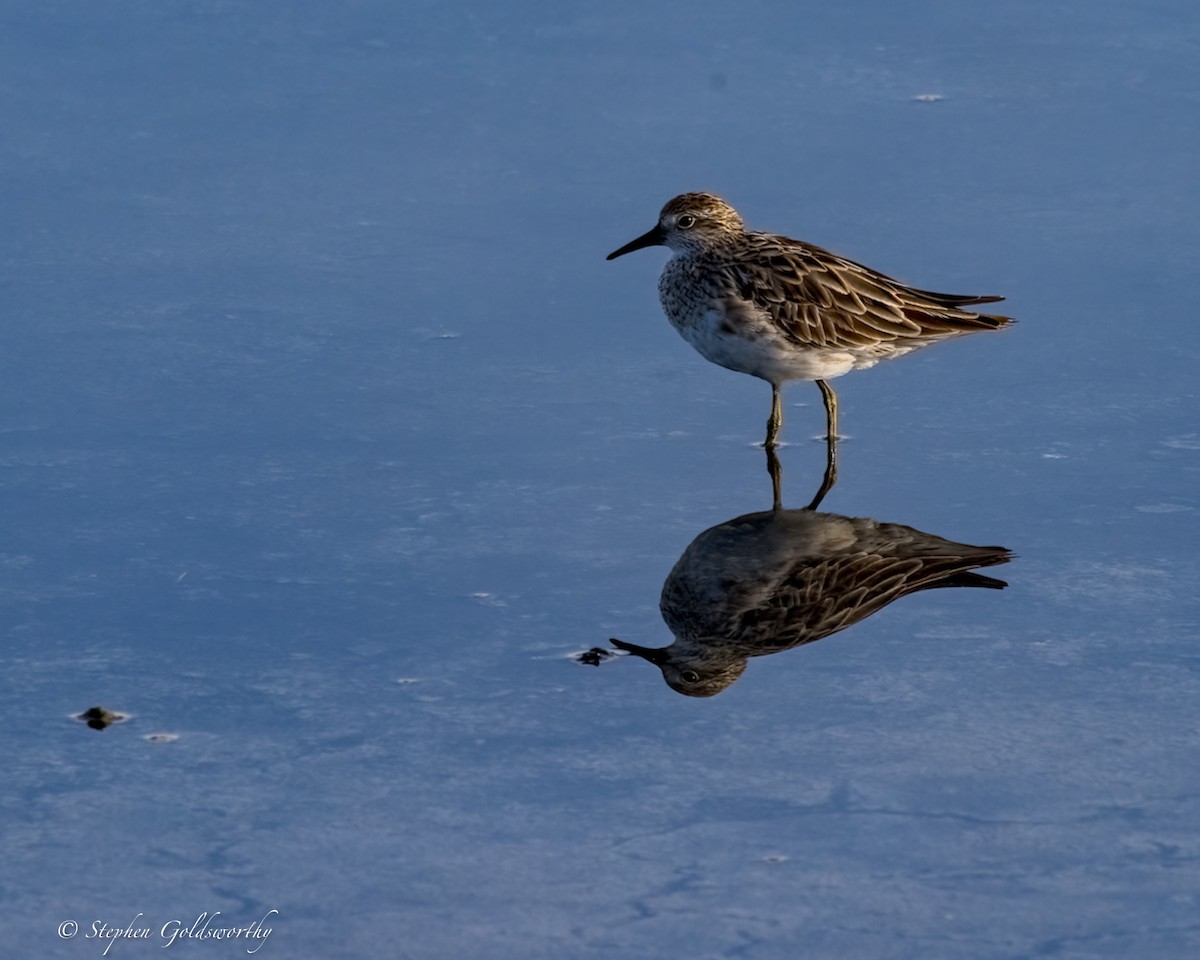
top-left (610, 637), bottom-right (670, 665)
top-left (606, 224), bottom-right (665, 261)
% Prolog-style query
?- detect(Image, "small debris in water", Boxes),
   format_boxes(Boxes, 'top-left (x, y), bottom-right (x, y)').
top-left (143, 732), bottom-right (179, 744)
top-left (576, 647), bottom-right (617, 666)
top-left (75, 706), bottom-right (128, 730)
top-left (912, 93), bottom-right (944, 102)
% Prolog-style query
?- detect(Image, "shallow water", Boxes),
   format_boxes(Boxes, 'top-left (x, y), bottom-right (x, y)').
top-left (4, 2), bottom-right (1199, 958)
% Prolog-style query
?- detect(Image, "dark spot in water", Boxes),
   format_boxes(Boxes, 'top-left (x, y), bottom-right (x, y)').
top-left (576, 647), bottom-right (616, 666)
top-left (76, 706), bottom-right (127, 730)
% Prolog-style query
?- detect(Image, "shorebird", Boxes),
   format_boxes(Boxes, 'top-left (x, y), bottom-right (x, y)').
top-left (610, 507), bottom-right (1011, 697)
top-left (607, 193), bottom-right (1011, 446)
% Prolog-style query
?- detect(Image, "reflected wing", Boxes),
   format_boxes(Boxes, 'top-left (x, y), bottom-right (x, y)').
top-left (733, 551), bottom-right (1008, 649)
top-left (722, 235), bottom-right (1010, 349)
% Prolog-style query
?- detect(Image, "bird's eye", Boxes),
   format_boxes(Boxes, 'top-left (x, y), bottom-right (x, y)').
top-left (677, 215), bottom-right (696, 229)
top-left (681, 670), bottom-right (700, 684)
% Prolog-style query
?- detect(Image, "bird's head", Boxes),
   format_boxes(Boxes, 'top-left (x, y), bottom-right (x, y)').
top-left (609, 637), bottom-right (747, 697)
top-left (607, 193), bottom-right (745, 260)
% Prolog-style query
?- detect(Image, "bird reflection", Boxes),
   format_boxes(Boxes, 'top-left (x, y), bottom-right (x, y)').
top-left (603, 450), bottom-right (1011, 696)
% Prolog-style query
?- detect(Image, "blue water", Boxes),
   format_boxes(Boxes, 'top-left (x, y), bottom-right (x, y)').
top-left (4, 2), bottom-right (1198, 958)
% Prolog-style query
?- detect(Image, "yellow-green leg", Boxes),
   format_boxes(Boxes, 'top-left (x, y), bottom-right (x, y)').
top-left (765, 384), bottom-right (783, 448)
top-left (805, 432), bottom-right (838, 511)
top-left (816, 379), bottom-right (838, 441)
top-left (805, 380), bottom-right (839, 510)
top-left (766, 443), bottom-right (783, 512)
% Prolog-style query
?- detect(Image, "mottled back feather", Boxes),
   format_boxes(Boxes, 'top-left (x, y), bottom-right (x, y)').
top-left (722, 234), bottom-right (1011, 351)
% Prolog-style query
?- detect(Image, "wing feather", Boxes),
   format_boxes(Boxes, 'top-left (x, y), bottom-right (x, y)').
top-left (720, 234), bottom-right (1010, 350)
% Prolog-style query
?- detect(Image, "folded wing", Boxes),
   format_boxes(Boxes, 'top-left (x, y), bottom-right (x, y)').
top-left (724, 235), bottom-right (1011, 350)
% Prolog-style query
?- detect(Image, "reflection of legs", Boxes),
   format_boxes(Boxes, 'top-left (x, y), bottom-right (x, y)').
top-left (803, 380), bottom-right (839, 510)
top-left (816, 379), bottom-right (838, 441)
top-left (766, 444), bottom-right (783, 512)
top-left (765, 379), bottom-right (838, 510)
top-left (805, 432), bottom-right (838, 511)
top-left (765, 384), bottom-right (783, 448)
top-left (766, 427), bottom-right (836, 512)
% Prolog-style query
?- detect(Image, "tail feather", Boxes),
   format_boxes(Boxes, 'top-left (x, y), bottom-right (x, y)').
top-left (911, 289), bottom-right (1006, 307)
top-left (915, 570), bottom-right (1010, 592)
top-left (903, 288), bottom-right (1013, 331)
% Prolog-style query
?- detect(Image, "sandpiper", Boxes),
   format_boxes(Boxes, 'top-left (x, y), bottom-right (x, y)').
top-left (611, 506), bottom-right (1011, 697)
top-left (607, 193), bottom-right (1011, 446)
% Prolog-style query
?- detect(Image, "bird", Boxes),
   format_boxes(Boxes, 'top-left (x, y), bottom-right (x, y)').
top-left (609, 506), bottom-right (1012, 697)
top-left (606, 192), bottom-right (1012, 447)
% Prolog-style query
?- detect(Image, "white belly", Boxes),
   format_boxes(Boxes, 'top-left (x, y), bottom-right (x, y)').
top-left (674, 306), bottom-right (863, 385)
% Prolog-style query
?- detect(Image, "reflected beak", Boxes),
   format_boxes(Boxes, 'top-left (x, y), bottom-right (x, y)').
top-left (610, 637), bottom-right (669, 665)
top-left (606, 224), bottom-right (666, 261)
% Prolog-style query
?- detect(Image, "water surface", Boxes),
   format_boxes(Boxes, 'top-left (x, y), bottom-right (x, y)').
top-left (3, 2), bottom-right (1198, 958)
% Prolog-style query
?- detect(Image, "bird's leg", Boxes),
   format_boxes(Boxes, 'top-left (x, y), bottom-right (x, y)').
top-left (765, 384), bottom-right (783, 448)
top-left (765, 443), bottom-right (783, 512)
top-left (816, 379), bottom-right (838, 441)
top-left (805, 430), bottom-right (838, 511)
top-left (806, 381), bottom-right (840, 509)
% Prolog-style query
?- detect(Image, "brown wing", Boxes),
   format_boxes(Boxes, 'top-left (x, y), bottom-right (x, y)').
top-left (731, 549), bottom-right (1009, 651)
top-left (722, 234), bottom-right (1011, 350)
